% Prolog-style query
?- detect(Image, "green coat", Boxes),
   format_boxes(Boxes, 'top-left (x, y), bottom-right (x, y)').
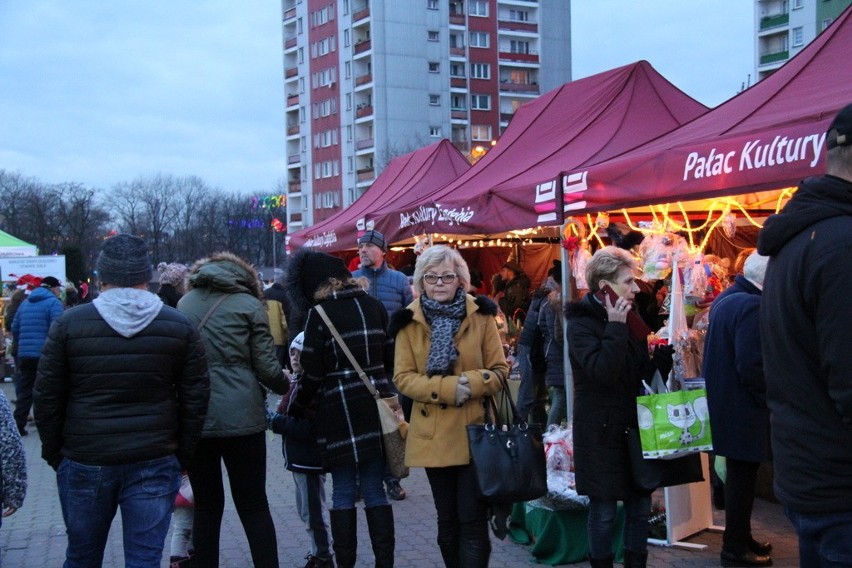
top-left (178, 253), bottom-right (288, 438)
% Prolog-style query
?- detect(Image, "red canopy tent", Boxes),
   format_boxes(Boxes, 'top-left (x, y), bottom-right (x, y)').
top-left (287, 139), bottom-right (470, 252)
top-left (371, 61), bottom-right (708, 244)
top-left (562, 6), bottom-right (852, 216)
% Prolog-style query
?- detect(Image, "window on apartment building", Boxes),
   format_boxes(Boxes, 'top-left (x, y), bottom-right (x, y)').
top-left (451, 94), bottom-right (467, 110)
top-left (343, 0), bottom-right (349, 15)
top-left (299, 78), bottom-right (305, 93)
top-left (450, 62), bottom-right (466, 77)
top-left (298, 48), bottom-right (304, 63)
top-left (792, 26), bottom-right (804, 47)
top-left (430, 126), bottom-right (442, 137)
top-left (509, 9), bottom-right (530, 22)
top-left (429, 94), bottom-right (441, 106)
top-left (348, 157), bottom-right (353, 172)
top-left (429, 61), bottom-right (440, 73)
top-left (344, 29), bottom-right (350, 47)
top-left (470, 63), bottom-right (490, 79)
top-left (347, 125), bottom-right (352, 141)
top-left (428, 30), bottom-right (440, 42)
top-left (471, 125), bottom-right (492, 141)
top-left (346, 93), bottom-right (352, 110)
top-left (345, 62), bottom-right (351, 78)
top-left (298, 18), bottom-right (303, 34)
top-left (510, 40), bottom-right (531, 54)
top-left (823, 18), bottom-right (833, 30)
top-left (450, 33), bottom-right (465, 49)
top-left (428, 0), bottom-right (439, 9)
top-left (470, 1), bottom-right (488, 17)
top-left (300, 107), bottom-right (306, 123)
top-left (471, 94), bottom-right (490, 110)
top-left (792, 0), bottom-right (803, 8)
top-left (470, 32), bottom-right (489, 48)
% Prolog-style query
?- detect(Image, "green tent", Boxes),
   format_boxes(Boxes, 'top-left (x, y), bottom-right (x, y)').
top-left (0, 230), bottom-right (37, 257)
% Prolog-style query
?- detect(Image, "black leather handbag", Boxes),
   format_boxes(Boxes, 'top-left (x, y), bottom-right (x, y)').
top-left (467, 375), bottom-right (547, 503)
top-left (626, 427), bottom-right (704, 492)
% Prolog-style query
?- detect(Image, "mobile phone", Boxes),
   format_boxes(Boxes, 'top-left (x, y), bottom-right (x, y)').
top-left (594, 284), bottom-right (619, 306)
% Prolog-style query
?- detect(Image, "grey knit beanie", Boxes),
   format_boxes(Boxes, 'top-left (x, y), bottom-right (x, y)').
top-left (97, 234), bottom-right (152, 287)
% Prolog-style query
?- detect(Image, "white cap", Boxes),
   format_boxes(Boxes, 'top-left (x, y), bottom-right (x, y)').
top-left (290, 331), bottom-right (305, 352)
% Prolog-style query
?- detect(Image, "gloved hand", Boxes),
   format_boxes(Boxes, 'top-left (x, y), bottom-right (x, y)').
top-left (652, 344), bottom-right (675, 379)
top-left (265, 409), bottom-right (276, 431)
top-left (455, 375), bottom-right (471, 406)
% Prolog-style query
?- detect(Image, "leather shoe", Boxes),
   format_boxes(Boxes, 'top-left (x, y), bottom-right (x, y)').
top-left (721, 549), bottom-right (773, 567)
top-left (749, 538), bottom-right (773, 556)
top-left (386, 480), bottom-right (406, 500)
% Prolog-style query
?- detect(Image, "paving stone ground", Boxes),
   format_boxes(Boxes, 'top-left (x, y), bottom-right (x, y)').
top-left (0, 382), bottom-right (799, 567)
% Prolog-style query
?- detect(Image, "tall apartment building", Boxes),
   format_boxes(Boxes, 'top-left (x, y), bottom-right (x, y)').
top-left (755, 0), bottom-right (851, 80)
top-left (282, 0), bottom-right (571, 233)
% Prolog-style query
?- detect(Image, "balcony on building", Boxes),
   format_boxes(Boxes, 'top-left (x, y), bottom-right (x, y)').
top-left (289, 212), bottom-right (302, 223)
top-left (356, 168), bottom-right (375, 182)
top-left (449, 13), bottom-right (465, 26)
top-left (355, 138), bottom-right (375, 151)
top-left (450, 46), bottom-right (466, 57)
top-left (285, 66), bottom-right (298, 79)
top-left (355, 73), bottom-right (372, 86)
top-left (353, 4), bottom-right (370, 22)
top-left (759, 12), bottom-right (789, 31)
top-left (284, 36), bottom-right (297, 50)
top-left (499, 81), bottom-right (539, 94)
top-left (286, 122), bottom-right (299, 136)
top-left (498, 51), bottom-right (539, 64)
top-left (759, 50), bottom-right (789, 65)
top-left (354, 38), bottom-right (372, 54)
top-left (286, 94), bottom-right (299, 107)
top-left (288, 154), bottom-right (301, 165)
top-left (450, 76), bottom-right (467, 88)
top-left (497, 20), bottom-right (538, 33)
top-left (355, 104), bottom-right (374, 118)
top-left (288, 182), bottom-right (301, 194)
top-left (451, 109), bottom-right (468, 120)
top-left (283, 7), bottom-right (296, 22)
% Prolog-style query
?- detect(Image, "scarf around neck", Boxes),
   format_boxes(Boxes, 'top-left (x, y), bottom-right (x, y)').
top-left (421, 287), bottom-right (467, 376)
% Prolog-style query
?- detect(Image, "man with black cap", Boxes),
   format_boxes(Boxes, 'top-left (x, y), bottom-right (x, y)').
top-left (34, 234), bottom-right (210, 567)
top-left (352, 229), bottom-right (413, 501)
top-left (10, 275), bottom-right (63, 436)
top-left (757, 103), bottom-right (852, 566)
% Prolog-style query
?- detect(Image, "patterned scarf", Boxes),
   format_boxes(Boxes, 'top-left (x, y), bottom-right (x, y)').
top-left (421, 287), bottom-right (468, 376)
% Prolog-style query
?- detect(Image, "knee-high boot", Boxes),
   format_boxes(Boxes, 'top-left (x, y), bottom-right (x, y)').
top-left (365, 505), bottom-right (395, 568)
top-left (588, 554), bottom-right (614, 568)
top-left (330, 508), bottom-right (358, 568)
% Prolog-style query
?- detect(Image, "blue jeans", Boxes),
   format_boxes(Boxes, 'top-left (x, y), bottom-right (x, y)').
top-left (786, 507), bottom-right (852, 567)
top-left (57, 455), bottom-right (181, 568)
top-left (329, 457), bottom-right (387, 510)
top-left (588, 494), bottom-right (651, 558)
top-left (293, 472), bottom-right (332, 558)
top-left (516, 345), bottom-right (548, 425)
top-left (547, 386), bottom-right (567, 427)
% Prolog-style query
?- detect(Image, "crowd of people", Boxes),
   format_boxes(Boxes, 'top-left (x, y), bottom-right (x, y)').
top-left (0, 103), bottom-right (850, 568)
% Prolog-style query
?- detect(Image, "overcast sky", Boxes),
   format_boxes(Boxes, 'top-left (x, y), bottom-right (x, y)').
top-left (0, 1), bottom-right (754, 195)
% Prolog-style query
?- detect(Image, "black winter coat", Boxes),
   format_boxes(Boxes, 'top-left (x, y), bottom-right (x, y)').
top-left (757, 174), bottom-right (852, 514)
top-left (298, 286), bottom-right (393, 468)
top-left (34, 303), bottom-right (210, 470)
top-left (566, 294), bottom-right (656, 500)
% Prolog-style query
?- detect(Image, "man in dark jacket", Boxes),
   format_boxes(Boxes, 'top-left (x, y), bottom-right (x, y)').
top-left (702, 252), bottom-right (772, 567)
top-left (34, 234), bottom-right (210, 567)
top-left (757, 103), bottom-right (852, 566)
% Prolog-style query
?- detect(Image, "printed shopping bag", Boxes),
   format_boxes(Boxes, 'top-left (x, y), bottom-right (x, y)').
top-left (636, 380), bottom-right (712, 459)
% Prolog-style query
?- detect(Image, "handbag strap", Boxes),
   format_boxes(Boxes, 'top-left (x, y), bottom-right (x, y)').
top-left (314, 304), bottom-right (379, 399)
top-left (197, 294), bottom-right (230, 331)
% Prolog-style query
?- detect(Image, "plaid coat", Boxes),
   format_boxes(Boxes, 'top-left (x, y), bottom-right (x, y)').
top-left (297, 286), bottom-right (393, 468)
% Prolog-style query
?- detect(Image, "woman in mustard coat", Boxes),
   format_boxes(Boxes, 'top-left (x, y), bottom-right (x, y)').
top-left (390, 245), bottom-right (508, 568)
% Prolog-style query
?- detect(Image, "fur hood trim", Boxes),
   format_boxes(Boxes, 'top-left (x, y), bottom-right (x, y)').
top-left (187, 251), bottom-right (264, 299)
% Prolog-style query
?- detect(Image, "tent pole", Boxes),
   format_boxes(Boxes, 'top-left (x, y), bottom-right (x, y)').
top-left (561, 225), bottom-right (574, 424)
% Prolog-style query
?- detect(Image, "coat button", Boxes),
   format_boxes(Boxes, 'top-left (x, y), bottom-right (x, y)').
top-left (431, 392), bottom-right (438, 399)
top-left (483, 372), bottom-right (490, 379)
top-left (420, 408), bottom-right (427, 416)
top-left (439, 403), bottom-right (448, 409)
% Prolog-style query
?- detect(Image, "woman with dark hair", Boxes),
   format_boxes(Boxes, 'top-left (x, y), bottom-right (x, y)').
top-left (391, 245), bottom-right (508, 567)
top-left (286, 249), bottom-right (395, 568)
top-left (565, 246), bottom-right (671, 568)
top-left (177, 252), bottom-right (289, 568)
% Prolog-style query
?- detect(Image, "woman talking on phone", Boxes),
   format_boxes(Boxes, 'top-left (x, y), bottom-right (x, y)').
top-left (565, 246), bottom-right (672, 568)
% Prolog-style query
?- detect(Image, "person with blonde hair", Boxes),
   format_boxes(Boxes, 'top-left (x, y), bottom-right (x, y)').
top-left (391, 245), bottom-right (508, 567)
top-left (565, 246), bottom-right (672, 568)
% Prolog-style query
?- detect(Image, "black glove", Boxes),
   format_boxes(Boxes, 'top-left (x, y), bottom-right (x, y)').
top-left (652, 344), bottom-right (675, 378)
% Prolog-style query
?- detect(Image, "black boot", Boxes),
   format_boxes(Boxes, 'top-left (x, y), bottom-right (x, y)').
top-left (437, 541), bottom-right (459, 568)
top-left (457, 536), bottom-right (490, 568)
top-left (365, 505), bottom-right (395, 568)
top-left (623, 549), bottom-right (648, 568)
top-left (588, 554), bottom-right (614, 568)
top-left (330, 508), bottom-right (357, 568)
